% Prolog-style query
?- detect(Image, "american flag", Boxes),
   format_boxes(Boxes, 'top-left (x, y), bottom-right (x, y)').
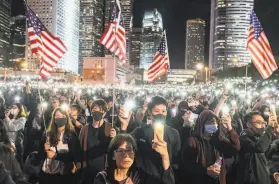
top-left (147, 31), bottom-right (169, 82)
top-left (27, 6), bottom-right (67, 78)
top-left (247, 9), bottom-right (277, 79)
top-left (100, 0), bottom-right (126, 61)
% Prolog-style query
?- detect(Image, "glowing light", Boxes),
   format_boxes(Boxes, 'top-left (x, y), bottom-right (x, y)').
top-left (61, 103), bottom-right (69, 111)
top-left (14, 96), bottom-right (20, 102)
top-left (42, 102), bottom-right (48, 108)
top-left (146, 97), bottom-right (152, 103)
top-left (222, 105), bottom-right (230, 114)
top-left (231, 100), bottom-right (237, 106)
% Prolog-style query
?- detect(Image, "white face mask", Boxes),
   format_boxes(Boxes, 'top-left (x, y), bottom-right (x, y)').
top-left (264, 112), bottom-right (270, 117)
top-left (10, 109), bottom-right (19, 116)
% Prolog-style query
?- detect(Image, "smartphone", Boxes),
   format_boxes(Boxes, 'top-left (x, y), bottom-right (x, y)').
top-left (154, 123), bottom-right (164, 141)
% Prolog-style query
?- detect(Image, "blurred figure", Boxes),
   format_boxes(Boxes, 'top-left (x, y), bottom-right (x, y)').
top-left (0, 161), bottom-right (16, 184)
top-left (3, 103), bottom-right (27, 169)
top-left (38, 108), bottom-right (81, 184)
top-left (70, 104), bottom-right (85, 135)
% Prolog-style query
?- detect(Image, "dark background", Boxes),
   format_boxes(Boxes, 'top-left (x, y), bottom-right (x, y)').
top-left (12, 0), bottom-right (279, 69)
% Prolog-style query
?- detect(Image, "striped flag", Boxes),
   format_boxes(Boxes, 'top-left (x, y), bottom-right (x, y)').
top-left (27, 6), bottom-right (67, 78)
top-left (100, 0), bottom-right (126, 61)
top-left (147, 31), bottom-right (169, 82)
top-left (247, 9), bottom-right (277, 79)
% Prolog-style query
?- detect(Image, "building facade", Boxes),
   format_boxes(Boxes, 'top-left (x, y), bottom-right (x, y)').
top-left (82, 55), bottom-right (131, 85)
top-left (167, 69), bottom-right (196, 84)
top-left (0, 0), bottom-right (11, 68)
top-left (79, 0), bottom-right (104, 74)
top-left (10, 15), bottom-right (26, 63)
top-left (209, 0), bottom-right (254, 69)
top-left (185, 19), bottom-right (205, 70)
top-left (26, 0), bottom-right (80, 73)
top-left (140, 9), bottom-right (163, 70)
top-left (104, 0), bottom-right (133, 63)
top-left (130, 27), bottom-right (142, 67)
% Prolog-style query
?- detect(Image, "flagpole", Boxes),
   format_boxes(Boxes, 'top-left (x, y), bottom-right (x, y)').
top-left (245, 64), bottom-right (248, 93)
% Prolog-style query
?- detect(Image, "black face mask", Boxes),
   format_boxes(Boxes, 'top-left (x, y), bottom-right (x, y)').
top-left (251, 124), bottom-right (265, 136)
top-left (152, 114), bottom-right (166, 124)
top-left (92, 111), bottom-right (103, 121)
top-left (55, 118), bottom-right (67, 128)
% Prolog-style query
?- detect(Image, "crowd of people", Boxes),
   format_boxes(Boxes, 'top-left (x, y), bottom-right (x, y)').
top-left (0, 77), bottom-right (279, 184)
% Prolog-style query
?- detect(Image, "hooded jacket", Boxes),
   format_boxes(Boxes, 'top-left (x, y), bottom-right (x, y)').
top-left (236, 126), bottom-right (274, 184)
top-left (179, 110), bottom-right (240, 184)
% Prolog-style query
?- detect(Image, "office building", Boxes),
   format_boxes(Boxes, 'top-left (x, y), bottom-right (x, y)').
top-left (130, 27), bottom-right (142, 67)
top-left (26, 0), bottom-right (80, 73)
top-left (140, 9), bottom-right (163, 70)
top-left (167, 69), bottom-right (196, 84)
top-left (209, 0), bottom-right (254, 69)
top-left (79, 0), bottom-right (104, 74)
top-left (10, 15), bottom-right (26, 63)
top-left (185, 19), bottom-right (205, 70)
top-left (104, 0), bottom-right (133, 63)
top-left (0, 0), bottom-right (11, 67)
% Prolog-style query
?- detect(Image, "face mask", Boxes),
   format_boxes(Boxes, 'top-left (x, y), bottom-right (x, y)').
top-left (204, 125), bottom-right (218, 134)
top-left (92, 111), bottom-right (104, 121)
top-left (152, 114), bottom-right (166, 124)
top-left (147, 119), bottom-right (152, 125)
top-left (250, 124), bottom-right (265, 136)
top-left (55, 118), bottom-right (67, 128)
top-left (10, 109), bottom-right (19, 116)
top-left (263, 112), bottom-right (270, 118)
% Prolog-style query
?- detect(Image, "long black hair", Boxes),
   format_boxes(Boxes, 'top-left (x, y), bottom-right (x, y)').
top-left (47, 108), bottom-right (74, 145)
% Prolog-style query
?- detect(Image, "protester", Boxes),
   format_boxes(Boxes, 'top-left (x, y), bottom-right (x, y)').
top-left (38, 107), bottom-right (81, 184)
top-left (79, 99), bottom-right (116, 184)
top-left (70, 104), bottom-right (86, 135)
top-left (236, 111), bottom-right (277, 184)
top-left (0, 161), bottom-right (16, 184)
top-left (94, 134), bottom-right (175, 184)
top-left (120, 96), bottom-right (180, 183)
top-left (267, 140), bottom-right (279, 184)
top-left (179, 110), bottom-right (240, 184)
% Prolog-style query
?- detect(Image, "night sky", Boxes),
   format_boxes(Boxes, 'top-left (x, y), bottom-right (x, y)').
top-left (12, 0), bottom-right (279, 69)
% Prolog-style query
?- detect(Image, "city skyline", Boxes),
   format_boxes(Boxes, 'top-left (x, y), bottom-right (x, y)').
top-left (11, 0), bottom-right (279, 70)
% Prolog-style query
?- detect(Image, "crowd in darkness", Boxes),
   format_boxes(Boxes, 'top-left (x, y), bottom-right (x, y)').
top-left (0, 79), bottom-right (279, 184)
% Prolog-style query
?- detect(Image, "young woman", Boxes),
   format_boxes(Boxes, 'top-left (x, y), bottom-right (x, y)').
top-left (38, 107), bottom-right (82, 184)
top-left (94, 134), bottom-right (175, 184)
top-left (179, 110), bottom-right (240, 184)
top-left (3, 103), bottom-right (27, 169)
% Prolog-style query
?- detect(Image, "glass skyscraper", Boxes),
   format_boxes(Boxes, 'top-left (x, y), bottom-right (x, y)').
top-left (130, 27), bottom-right (142, 67)
top-left (209, 0), bottom-right (254, 69)
top-left (140, 9), bottom-right (163, 70)
top-left (26, 0), bottom-right (80, 73)
top-left (185, 19), bottom-right (205, 70)
top-left (0, 0), bottom-right (11, 67)
top-left (79, 0), bottom-right (105, 74)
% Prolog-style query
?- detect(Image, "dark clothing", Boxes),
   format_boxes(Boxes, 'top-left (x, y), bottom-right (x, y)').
top-left (0, 161), bottom-right (15, 184)
top-left (127, 124), bottom-right (180, 181)
top-left (40, 172), bottom-right (76, 184)
top-left (87, 125), bottom-right (105, 172)
top-left (179, 129), bottom-right (240, 184)
top-left (93, 167), bottom-right (175, 184)
top-left (236, 126), bottom-right (274, 184)
top-left (38, 131), bottom-right (82, 174)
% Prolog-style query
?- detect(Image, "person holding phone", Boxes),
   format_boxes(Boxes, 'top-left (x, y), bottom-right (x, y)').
top-left (179, 110), bottom-right (240, 184)
top-left (119, 96), bottom-right (180, 183)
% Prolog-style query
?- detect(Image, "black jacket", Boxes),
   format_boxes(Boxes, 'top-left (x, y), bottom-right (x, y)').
top-left (128, 124), bottom-right (180, 181)
top-left (0, 162), bottom-right (15, 184)
top-left (38, 131), bottom-right (82, 174)
top-left (236, 126), bottom-right (274, 184)
top-left (93, 167), bottom-right (175, 184)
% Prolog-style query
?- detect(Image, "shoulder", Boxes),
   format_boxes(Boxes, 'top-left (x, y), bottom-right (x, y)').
top-left (165, 125), bottom-right (180, 137)
top-left (94, 171), bottom-right (109, 184)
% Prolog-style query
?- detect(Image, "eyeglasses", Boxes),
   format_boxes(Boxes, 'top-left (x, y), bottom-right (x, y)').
top-left (252, 121), bottom-right (266, 126)
top-left (114, 148), bottom-right (134, 157)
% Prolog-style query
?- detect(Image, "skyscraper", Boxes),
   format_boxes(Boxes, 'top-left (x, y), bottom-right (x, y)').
top-left (140, 9), bottom-right (163, 70)
top-left (0, 0), bottom-right (11, 67)
top-left (26, 0), bottom-right (80, 73)
top-left (185, 19), bottom-right (205, 70)
top-left (104, 0), bottom-right (133, 63)
top-left (130, 27), bottom-right (142, 67)
top-left (209, 0), bottom-right (254, 69)
top-left (79, 0), bottom-right (104, 74)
